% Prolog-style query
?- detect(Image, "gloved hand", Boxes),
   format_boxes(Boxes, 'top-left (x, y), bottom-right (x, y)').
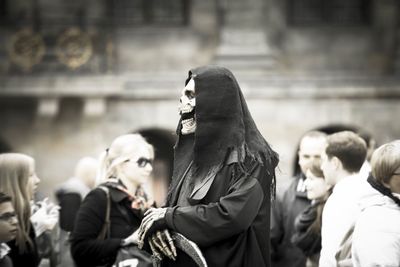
top-left (31, 198), bottom-right (60, 236)
top-left (138, 208), bottom-right (168, 249)
top-left (122, 229), bottom-right (139, 246)
top-left (148, 229), bottom-right (177, 261)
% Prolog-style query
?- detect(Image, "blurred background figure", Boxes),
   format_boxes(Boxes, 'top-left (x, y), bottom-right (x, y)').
top-left (271, 131), bottom-right (326, 267)
top-left (54, 156), bottom-right (98, 267)
top-left (352, 140), bottom-right (400, 267)
top-left (0, 192), bottom-right (18, 267)
top-left (55, 157), bottom-right (98, 232)
top-left (291, 161), bottom-right (332, 267)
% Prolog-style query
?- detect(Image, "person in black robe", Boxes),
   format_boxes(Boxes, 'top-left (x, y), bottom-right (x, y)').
top-left (138, 65), bottom-right (279, 267)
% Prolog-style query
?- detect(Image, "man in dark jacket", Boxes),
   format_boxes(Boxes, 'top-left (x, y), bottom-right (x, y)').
top-left (138, 65), bottom-right (279, 266)
top-left (270, 131), bottom-right (326, 267)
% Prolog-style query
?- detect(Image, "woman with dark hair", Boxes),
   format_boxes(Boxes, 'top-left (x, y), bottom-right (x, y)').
top-left (291, 162), bottom-right (332, 267)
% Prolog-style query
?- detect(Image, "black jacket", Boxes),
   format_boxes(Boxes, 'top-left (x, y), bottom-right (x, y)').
top-left (164, 153), bottom-right (272, 267)
top-left (6, 223), bottom-right (40, 267)
top-left (70, 185), bottom-right (142, 267)
top-left (270, 175), bottom-right (310, 267)
top-left (0, 255), bottom-right (13, 267)
top-left (291, 201), bottom-right (323, 257)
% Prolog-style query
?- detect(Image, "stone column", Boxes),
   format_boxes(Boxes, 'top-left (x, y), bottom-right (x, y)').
top-left (372, 0), bottom-right (399, 74)
top-left (214, 0), bottom-right (276, 73)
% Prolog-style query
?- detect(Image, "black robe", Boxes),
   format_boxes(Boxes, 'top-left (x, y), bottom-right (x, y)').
top-left (164, 66), bottom-right (279, 267)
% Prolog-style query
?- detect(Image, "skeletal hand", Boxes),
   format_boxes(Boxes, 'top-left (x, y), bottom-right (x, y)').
top-left (148, 229), bottom-right (177, 261)
top-left (138, 208), bottom-right (167, 248)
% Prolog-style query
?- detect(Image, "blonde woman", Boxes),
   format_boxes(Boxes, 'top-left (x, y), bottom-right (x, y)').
top-left (0, 153), bottom-right (41, 267)
top-left (71, 134), bottom-right (155, 267)
top-left (352, 140), bottom-right (400, 266)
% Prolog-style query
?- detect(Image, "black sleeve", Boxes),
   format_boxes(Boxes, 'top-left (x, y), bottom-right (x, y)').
top-left (165, 173), bottom-right (264, 247)
top-left (270, 185), bottom-right (284, 260)
top-left (70, 188), bottom-right (122, 266)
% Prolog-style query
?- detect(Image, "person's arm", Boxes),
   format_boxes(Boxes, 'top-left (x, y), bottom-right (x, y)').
top-left (165, 172), bottom-right (264, 247)
top-left (70, 189), bottom-right (122, 266)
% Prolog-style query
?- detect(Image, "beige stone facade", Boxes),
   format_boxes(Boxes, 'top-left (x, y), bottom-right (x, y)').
top-left (0, 0), bottom-right (399, 198)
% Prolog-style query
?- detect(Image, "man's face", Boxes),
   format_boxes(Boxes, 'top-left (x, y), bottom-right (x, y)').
top-left (0, 201), bottom-right (18, 243)
top-left (178, 78), bottom-right (196, 135)
top-left (320, 149), bottom-right (337, 186)
top-left (298, 137), bottom-right (326, 176)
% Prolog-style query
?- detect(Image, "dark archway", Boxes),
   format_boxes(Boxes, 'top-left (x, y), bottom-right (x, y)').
top-left (136, 128), bottom-right (176, 206)
top-left (0, 137), bottom-right (12, 153)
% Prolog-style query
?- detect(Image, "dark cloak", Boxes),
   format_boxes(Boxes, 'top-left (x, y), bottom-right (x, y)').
top-left (164, 66), bottom-right (279, 267)
top-left (170, 65), bottom-right (278, 199)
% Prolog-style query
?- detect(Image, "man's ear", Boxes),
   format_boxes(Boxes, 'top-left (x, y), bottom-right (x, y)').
top-left (332, 156), bottom-right (342, 170)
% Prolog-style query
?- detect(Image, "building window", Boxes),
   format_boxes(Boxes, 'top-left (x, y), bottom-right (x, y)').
top-left (289, 0), bottom-right (371, 26)
top-left (0, 0), bottom-right (8, 24)
top-left (112, 0), bottom-right (190, 26)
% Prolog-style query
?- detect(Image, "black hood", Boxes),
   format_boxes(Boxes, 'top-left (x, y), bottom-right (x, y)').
top-left (174, 66), bottom-right (278, 188)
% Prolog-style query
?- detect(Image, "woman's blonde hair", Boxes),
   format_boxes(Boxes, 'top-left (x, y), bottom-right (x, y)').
top-left (371, 140), bottom-right (400, 184)
top-left (96, 134), bottom-right (154, 184)
top-left (0, 153), bottom-right (34, 252)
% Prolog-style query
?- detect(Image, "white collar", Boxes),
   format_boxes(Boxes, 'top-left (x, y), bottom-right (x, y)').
top-left (334, 173), bottom-right (361, 189)
top-left (0, 243), bottom-right (10, 259)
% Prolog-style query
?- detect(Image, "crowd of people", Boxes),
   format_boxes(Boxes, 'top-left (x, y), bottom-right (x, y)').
top-left (0, 65), bottom-right (399, 267)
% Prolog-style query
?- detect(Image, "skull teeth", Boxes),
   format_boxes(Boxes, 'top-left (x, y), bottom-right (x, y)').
top-left (182, 118), bottom-right (194, 125)
top-left (179, 105), bottom-right (194, 114)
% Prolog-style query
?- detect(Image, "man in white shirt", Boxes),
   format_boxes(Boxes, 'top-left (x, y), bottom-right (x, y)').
top-left (319, 131), bottom-right (369, 267)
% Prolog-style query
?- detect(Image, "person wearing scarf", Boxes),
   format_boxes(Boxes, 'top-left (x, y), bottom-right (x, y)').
top-left (352, 140), bottom-right (400, 267)
top-left (138, 65), bottom-right (279, 267)
top-left (291, 162), bottom-right (332, 267)
top-left (70, 134), bottom-right (155, 267)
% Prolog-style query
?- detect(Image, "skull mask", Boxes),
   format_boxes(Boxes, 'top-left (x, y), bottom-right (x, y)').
top-left (178, 78), bottom-right (196, 135)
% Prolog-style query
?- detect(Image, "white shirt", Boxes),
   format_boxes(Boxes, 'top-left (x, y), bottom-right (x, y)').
top-left (319, 173), bottom-right (376, 267)
top-left (359, 161), bottom-right (371, 180)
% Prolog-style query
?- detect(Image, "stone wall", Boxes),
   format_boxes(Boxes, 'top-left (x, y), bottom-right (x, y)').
top-left (0, 0), bottom-right (399, 200)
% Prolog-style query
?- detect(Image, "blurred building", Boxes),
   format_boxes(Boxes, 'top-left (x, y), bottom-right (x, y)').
top-left (0, 0), bottom-right (399, 197)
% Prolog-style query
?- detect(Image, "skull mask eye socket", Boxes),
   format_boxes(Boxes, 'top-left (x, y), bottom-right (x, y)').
top-left (179, 78), bottom-right (196, 135)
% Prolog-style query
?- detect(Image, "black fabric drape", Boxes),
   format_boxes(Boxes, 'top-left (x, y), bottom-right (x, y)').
top-left (171, 65), bottom-right (278, 200)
